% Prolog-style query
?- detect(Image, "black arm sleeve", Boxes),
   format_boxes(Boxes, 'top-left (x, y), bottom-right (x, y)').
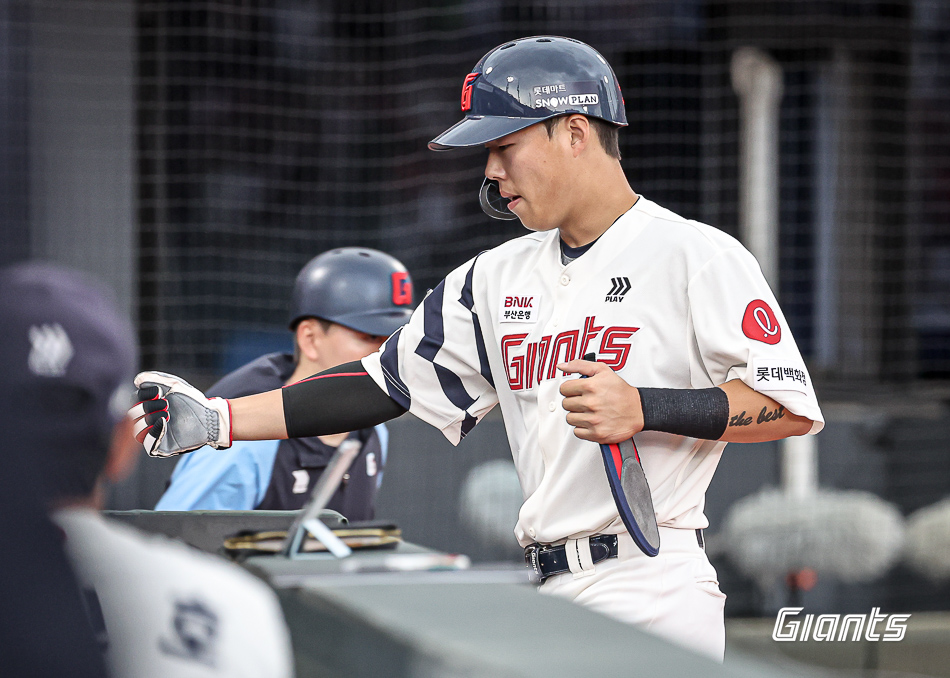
top-left (281, 361), bottom-right (407, 438)
top-left (638, 386), bottom-right (729, 441)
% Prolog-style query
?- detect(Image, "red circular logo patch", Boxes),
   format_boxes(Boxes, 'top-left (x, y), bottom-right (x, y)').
top-left (742, 299), bottom-right (781, 344)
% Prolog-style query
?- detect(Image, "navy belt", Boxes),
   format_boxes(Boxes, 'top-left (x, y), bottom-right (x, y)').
top-left (524, 530), bottom-right (705, 583)
top-left (524, 534), bottom-right (619, 584)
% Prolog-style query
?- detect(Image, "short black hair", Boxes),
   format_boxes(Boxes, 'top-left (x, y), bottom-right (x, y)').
top-left (543, 115), bottom-right (621, 160)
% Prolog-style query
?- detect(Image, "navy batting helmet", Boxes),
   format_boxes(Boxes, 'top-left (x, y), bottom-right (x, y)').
top-left (288, 248), bottom-right (414, 337)
top-left (429, 36), bottom-right (627, 151)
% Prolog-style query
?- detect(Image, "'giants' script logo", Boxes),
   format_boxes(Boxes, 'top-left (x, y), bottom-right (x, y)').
top-left (502, 315), bottom-right (638, 391)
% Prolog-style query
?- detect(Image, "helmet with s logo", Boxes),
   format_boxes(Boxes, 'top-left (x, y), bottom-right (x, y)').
top-left (429, 36), bottom-right (627, 151)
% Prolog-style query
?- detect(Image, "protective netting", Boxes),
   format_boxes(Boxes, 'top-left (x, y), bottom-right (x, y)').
top-left (133, 1), bottom-right (950, 386)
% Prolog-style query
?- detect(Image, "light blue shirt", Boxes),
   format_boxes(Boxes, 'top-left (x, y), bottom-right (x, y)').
top-left (156, 424), bottom-right (389, 511)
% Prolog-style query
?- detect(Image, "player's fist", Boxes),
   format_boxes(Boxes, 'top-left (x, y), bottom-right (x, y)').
top-left (128, 371), bottom-right (231, 457)
top-left (558, 359), bottom-right (644, 444)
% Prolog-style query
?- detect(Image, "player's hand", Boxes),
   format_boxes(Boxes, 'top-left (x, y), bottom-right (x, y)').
top-left (128, 371), bottom-right (232, 457)
top-left (558, 360), bottom-right (643, 444)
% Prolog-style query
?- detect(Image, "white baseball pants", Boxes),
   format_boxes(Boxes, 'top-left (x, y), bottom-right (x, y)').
top-left (539, 526), bottom-right (726, 662)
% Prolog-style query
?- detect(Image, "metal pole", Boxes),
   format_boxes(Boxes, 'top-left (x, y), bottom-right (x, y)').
top-left (731, 47), bottom-right (783, 287)
top-left (732, 47), bottom-right (816, 498)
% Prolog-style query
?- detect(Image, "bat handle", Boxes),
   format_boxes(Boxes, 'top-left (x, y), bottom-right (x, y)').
top-left (581, 352), bottom-right (642, 462)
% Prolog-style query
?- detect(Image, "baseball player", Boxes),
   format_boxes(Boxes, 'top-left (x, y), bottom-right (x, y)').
top-left (131, 36), bottom-right (823, 661)
top-left (2, 263), bottom-right (294, 678)
top-left (156, 248), bottom-right (413, 516)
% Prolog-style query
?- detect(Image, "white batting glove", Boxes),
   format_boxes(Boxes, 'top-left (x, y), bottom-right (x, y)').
top-left (128, 371), bottom-right (232, 458)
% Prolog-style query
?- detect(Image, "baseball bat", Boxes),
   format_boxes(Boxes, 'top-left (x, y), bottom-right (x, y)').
top-left (582, 353), bottom-right (660, 557)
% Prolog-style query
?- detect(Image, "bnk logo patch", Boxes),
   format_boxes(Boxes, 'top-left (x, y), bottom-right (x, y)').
top-left (499, 294), bottom-right (539, 323)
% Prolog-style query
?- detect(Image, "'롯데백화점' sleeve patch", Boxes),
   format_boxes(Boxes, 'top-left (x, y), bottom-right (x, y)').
top-left (752, 358), bottom-right (809, 393)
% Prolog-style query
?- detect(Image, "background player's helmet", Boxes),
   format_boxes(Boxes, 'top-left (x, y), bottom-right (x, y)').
top-left (288, 247), bottom-right (414, 337)
top-left (429, 35), bottom-right (628, 151)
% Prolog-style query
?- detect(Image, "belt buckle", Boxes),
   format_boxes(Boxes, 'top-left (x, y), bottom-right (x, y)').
top-left (524, 543), bottom-right (551, 584)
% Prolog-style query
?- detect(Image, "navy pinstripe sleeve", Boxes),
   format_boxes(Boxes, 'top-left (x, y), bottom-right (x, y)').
top-left (362, 256), bottom-right (497, 445)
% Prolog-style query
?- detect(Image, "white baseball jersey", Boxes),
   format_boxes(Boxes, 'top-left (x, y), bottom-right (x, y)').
top-left (54, 509), bottom-right (294, 678)
top-left (363, 196), bottom-right (823, 548)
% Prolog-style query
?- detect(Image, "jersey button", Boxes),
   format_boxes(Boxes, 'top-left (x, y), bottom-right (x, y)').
top-left (528, 527), bottom-right (537, 539)
top-left (548, 401), bottom-right (556, 412)
top-left (560, 274), bottom-right (570, 286)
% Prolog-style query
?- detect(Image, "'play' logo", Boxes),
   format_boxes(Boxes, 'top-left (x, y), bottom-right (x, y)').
top-left (742, 300), bottom-right (781, 344)
top-left (605, 277), bottom-right (631, 302)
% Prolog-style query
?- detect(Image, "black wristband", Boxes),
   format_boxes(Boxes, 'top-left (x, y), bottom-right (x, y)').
top-left (282, 361), bottom-right (407, 438)
top-left (638, 387), bottom-right (729, 441)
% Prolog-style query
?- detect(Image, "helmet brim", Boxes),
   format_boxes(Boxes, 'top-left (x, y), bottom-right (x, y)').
top-left (428, 115), bottom-right (546, 151)
top-left (333, 308), bottom-right (414, 338)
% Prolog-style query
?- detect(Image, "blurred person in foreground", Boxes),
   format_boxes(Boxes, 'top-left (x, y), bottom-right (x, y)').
top-left (0, 269), bottom-right (107, 678)
top-left (0, 262), bottom-right (294, 678)
top-left (157, 247), bottom-right (413, 515)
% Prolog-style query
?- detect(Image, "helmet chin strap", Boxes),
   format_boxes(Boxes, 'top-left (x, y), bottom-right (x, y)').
top-left (479, 178), bottom-right (519, 220)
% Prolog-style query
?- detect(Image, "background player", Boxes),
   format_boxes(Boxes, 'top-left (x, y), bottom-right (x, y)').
top-left (3, 262), bottom-right (294, 678)
top-left (130, 37), bottom-right (823, 661)
top-left (157, 247), bottom-right (413, 516)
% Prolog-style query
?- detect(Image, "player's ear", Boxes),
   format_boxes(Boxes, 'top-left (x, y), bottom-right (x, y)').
top-left (103, 417), bottom-right (140, 484)
top-left (295, 318), bottom-right (322, 363)
top-left (565, 114), bottom-right (591, 156)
